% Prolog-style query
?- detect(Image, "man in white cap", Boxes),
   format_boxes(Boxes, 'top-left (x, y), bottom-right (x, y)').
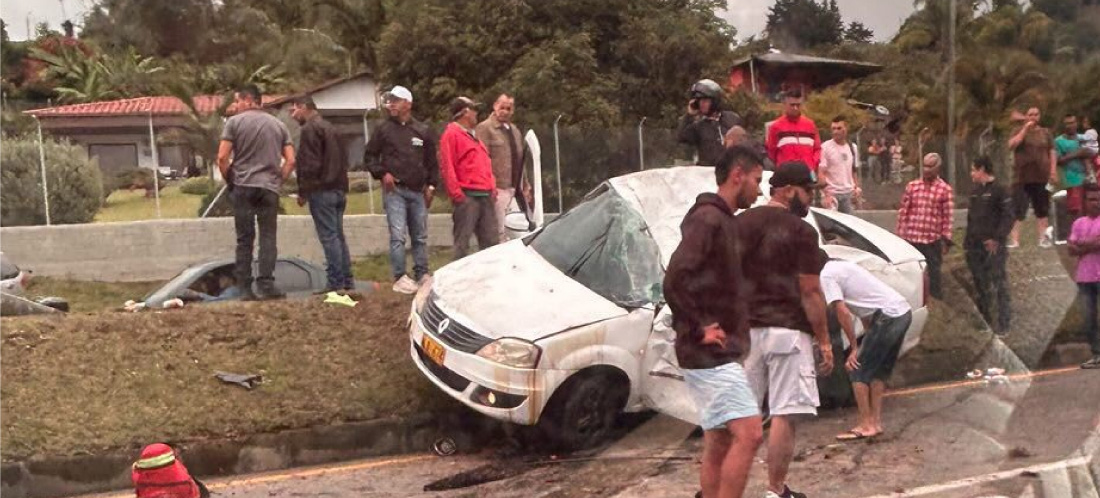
top-left (364, 85), bottom-right (439, 294)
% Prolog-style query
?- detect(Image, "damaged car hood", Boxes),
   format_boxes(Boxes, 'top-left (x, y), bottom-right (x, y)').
top-left (431, 241), bottom-right (628, 341)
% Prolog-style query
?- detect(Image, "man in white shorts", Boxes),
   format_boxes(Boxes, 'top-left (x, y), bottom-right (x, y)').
top-left (736, 161), bottom-right (834, 498)
top-left (664, 146), bottom-right (766, 498)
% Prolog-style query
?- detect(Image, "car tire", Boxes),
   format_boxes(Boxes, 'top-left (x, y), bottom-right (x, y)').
top-left (538, 370), bottom-right (629, 451)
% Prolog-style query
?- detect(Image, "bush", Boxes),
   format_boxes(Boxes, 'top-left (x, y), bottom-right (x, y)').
top-left (1, 135), bottom-right (104, 226)
top-left (349, 179), bottom-right (373, 193)
top-left (179, 177), bottom-right (216, 196)
top-left (101, 168), bottom-right (168, 200)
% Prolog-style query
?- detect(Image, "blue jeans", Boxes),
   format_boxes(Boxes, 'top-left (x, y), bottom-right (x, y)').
top-left (1078, 282), bottom-right (1100, 355)
top-left (308, 190), bottom-right (353, 290)
top-left (383, 186), bottom-right (429, 281)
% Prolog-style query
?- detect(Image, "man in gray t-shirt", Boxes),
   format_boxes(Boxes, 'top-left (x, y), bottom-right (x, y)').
top-left (217, 84), bottom-right (295, 300)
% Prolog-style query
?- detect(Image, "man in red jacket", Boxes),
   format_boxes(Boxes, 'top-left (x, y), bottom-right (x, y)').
top-left (440, 96), bottom-right (499, 260)
top-left (766, 90), bottom-right (822, 175)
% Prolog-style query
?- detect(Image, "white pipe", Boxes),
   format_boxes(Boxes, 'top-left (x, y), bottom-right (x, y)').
top-left (202, 185), bottom-right (228, 218)
top-left (34, 116), bottom-right (50, 226)
top-left (750, 58), bottom-right (758, 94)
top-left (638, 117), bottom-right (647, 171)
top-left (553, 114), bottom-right (563, 214)
top-left (148, 110), bottom-right (161, 218)
top-left (363, 112), bottom-right (375, 215)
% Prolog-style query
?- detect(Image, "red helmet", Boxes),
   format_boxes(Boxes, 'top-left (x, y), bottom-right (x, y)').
top-left (132, 444), bottom-right (202, 498)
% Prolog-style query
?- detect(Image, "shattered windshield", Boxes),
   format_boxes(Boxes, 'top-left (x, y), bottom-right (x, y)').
top-left (528, 185), bottom-right (664, 308)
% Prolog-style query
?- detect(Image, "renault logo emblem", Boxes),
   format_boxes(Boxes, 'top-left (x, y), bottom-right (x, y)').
top-left (437, 318), bottom-right (451, 335)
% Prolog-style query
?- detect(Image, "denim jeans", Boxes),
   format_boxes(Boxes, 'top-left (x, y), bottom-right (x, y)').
top-left (453, 196), bottom-right (499, 260)
top-left (383, 186), bottom-right (429, 281)
top-left (1078, 282), bottom-right (1100, 355)
top-left (834, 193), bottom-right (854, 214)
top-left (308, 190), bottom-right (353, 290)
top-left (231, 186), bottom-right (279, 287)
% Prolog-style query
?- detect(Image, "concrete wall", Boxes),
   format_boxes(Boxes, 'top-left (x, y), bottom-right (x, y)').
top-left (0, 210), bottom-right (970, 283)
top-left (1, 214), bottom-right (455, 282)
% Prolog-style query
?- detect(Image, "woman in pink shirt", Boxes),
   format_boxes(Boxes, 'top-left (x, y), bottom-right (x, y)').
top-left (1068, 184), bottom-right (1100, 369)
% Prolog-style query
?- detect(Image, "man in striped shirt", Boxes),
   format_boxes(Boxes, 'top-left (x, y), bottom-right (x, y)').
top-left (897, 153), bottom-right (955, 300)
top-left (766, 90), bottom-right (822, 175)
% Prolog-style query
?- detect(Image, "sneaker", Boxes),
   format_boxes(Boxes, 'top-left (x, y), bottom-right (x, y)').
top-left (1082, 355), bottom-right (1100, 369)
top-left (765, 485), bottom-right (807, 498)
top-left (1006, 240), bottom-right (1020, 249)
top-left (255, 281), bottom-right (286, 300)
top-left (417, 274), bottom-right (433, 288)
top-left (237, 284), bottom-right (258, 302)
top-left (1039, 236), bottom-right (1053, 249)
top-left (392, 275), bottom-right (419, 294)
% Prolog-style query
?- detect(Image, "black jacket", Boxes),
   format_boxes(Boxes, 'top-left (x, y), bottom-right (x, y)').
top-left (663, 193), bottom-right (749, 369)
top-left (364, 116), bottom-right (439, 191)
top-left (678, 110), bottom-right (741, 166)
top-left (296, 117), bottom-right (348, 197)
top-left (965, 180), bottom-right (1014, 247)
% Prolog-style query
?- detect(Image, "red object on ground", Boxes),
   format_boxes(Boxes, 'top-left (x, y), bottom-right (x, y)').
top-left (132, 443), bottom-right (201, 498)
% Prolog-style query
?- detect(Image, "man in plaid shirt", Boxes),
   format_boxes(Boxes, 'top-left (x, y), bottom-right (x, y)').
top-left (897, 153), bottom-right (955, 300)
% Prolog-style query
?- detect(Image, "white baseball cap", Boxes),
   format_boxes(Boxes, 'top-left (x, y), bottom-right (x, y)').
top-left (384, 85), bottom-right (413, 103)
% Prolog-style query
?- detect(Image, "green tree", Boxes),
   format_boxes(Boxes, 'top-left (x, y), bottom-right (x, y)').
top-left (765, 0), bottom-right (844, 50)
top-left (843, 22), bottom-right (875, 44)
top-left (376, 0), bottom-right (735, 127)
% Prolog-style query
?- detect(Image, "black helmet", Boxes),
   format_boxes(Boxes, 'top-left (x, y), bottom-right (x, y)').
top-left (690, 79), bottom-right (722, 100)
top-left (689, 79), bottom-right (723, 111)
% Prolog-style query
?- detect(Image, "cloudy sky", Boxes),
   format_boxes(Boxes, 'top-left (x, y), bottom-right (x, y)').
top-left (3, 0), bottom-right (916, 42)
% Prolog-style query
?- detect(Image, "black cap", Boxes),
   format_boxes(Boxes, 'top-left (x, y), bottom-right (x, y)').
top-left (769, 161), bottom-right (819, 189)
top-left (450, 96), bottom-right (481, 118)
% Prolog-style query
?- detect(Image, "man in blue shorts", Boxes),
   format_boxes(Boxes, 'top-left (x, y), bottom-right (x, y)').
top-left (664, 145), bottom-right (765, 498)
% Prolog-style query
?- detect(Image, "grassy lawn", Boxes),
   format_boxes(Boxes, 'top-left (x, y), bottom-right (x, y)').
top-left (0, 292), bottom-right (456, 461)
top-left (95, 183), bottom-right (453, 222)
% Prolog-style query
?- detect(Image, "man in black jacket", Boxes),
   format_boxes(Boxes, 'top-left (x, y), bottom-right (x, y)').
top-left (364, 86), bottom-right (439, 294)
top-left (679, 79), bottom-right (742, 167)
top-left (292, 97), bottom-right (352, 293)
top-left (965, 156), bottom-right (1015, 334)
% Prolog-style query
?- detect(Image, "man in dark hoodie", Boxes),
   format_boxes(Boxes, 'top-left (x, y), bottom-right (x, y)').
top-left (664, 145), bottom-right (764, 498)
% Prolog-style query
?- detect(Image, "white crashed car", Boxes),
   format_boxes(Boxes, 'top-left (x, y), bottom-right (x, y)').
top-left (408, 166), bottom-right (928, 449)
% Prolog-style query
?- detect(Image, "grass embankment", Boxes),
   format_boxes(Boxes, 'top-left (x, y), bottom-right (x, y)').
top-left (0, 291), bottom-right (452, 462)
top-left (95, 183), bottom-right (453, 222)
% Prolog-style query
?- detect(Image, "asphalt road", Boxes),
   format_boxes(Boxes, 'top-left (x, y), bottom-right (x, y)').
top-left (83, 366), bottom-right (1100, 498)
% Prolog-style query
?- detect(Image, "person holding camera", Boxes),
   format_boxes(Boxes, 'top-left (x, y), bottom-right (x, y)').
top-left (679, 79), bottom-right (742, 167)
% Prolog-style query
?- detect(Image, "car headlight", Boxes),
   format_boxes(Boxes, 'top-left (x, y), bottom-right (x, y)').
top-left (476, 338), bottom-right (541, 369)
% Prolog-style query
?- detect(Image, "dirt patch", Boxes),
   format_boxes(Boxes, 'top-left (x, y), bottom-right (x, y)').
top-left (0, 291), bottom-right (451, 462)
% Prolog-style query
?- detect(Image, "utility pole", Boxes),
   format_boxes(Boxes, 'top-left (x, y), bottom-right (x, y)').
top-left (947, 0), bottom-right (957, 186)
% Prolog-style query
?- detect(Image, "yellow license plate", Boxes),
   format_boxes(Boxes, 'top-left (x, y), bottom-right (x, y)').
top-left (422, 335), bottom-right (446, 366)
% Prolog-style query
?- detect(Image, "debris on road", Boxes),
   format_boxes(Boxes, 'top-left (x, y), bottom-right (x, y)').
top-left (214, 371), bottom-right (262, 390)
top-left (323, 292), bottom-right (358, 307)
top-left (965, 368), bottom-right (1011, 385)
top-left (433, 437), bottom-right (457, 456)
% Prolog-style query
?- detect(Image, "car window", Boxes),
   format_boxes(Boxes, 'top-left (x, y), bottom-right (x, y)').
top-left (274, 261), bottom-right (314, 292)
top-left (812, 211), bottom-right (889, 262)
top-left (527, 185), bottom-right (664, 307)
top-left (0, 255), bottom-right (20, 280)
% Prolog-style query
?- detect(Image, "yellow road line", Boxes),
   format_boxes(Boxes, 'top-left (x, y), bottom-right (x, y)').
top-left (885, 366), bottom-right (1078, 398)
top-left (81, 454), bottom-right (433, 498)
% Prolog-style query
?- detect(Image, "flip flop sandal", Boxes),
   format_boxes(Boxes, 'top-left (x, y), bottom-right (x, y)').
top-left (836, 430), bottom-right (870, 441)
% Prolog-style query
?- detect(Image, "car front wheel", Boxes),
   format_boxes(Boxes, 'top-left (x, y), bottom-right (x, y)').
top-left (537, 370), bottom-right (629, 451)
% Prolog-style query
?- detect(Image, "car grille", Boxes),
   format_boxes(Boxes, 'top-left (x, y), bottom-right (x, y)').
top-left (420, 295), bottom-right (493, 354)
top-left (414, 343), bottom-right (470, 392)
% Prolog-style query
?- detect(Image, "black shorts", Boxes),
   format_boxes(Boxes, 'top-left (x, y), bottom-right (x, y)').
top-left (850, 311), bottom-right (912, 384)
top-left (1014, 183), bottom-right (1051, 220)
